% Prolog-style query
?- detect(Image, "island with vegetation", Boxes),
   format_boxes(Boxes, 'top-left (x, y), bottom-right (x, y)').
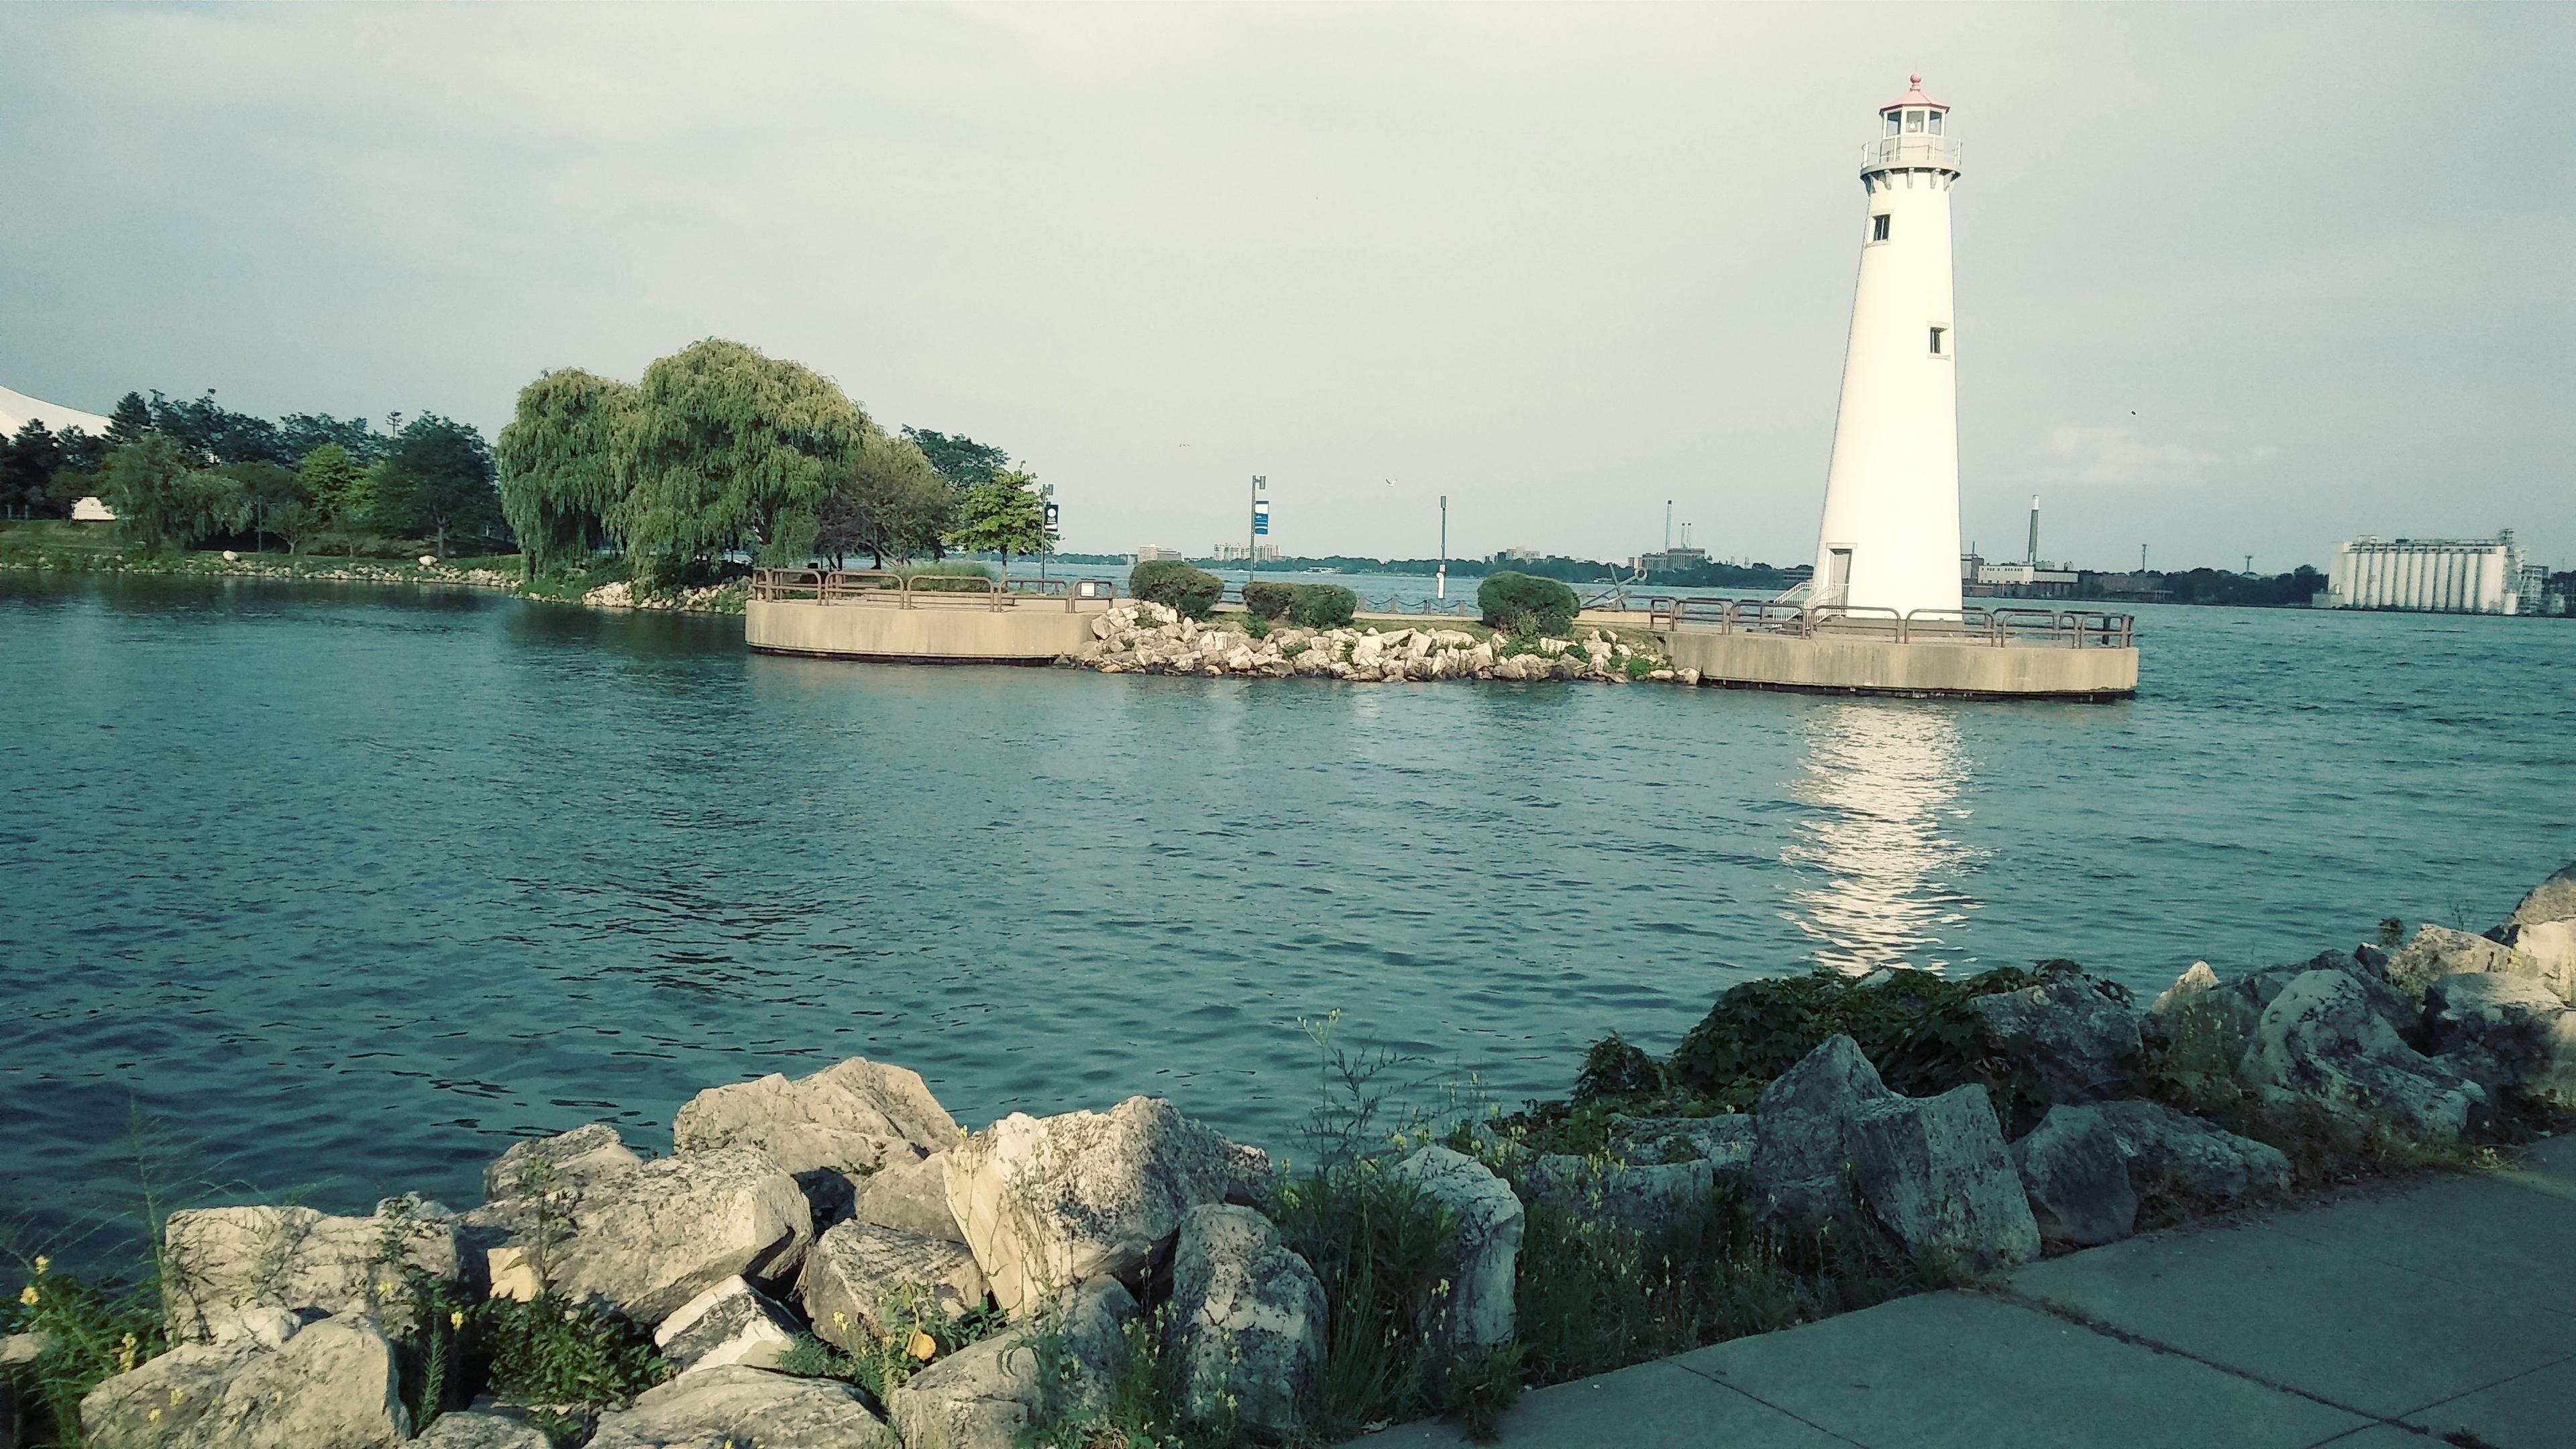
top-left (6, 863), bottom-right (2571, 1449)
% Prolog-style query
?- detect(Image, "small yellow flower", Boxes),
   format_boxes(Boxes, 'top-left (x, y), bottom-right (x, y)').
top-left (449, 1309), bottom-right (465, 1330)
top-left (170, 1389), bottom-right (184, 1406)
top-left (31, 1255), bottom-right (46, 1275)
top-left (17, 1284), bottom-right (34, 1306)
top-left (148, 1409), bottom-right (162, 1424)
top-left (832, 1311), bottom-right (851, 1331)
top-left (906, 1330), bottom-right (936, 1362)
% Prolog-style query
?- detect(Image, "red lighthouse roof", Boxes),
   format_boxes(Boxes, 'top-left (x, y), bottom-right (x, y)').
top-left (1881, 72), bottom-right (1947, 113)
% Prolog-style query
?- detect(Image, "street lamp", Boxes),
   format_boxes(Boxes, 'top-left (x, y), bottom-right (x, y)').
top-left (1437, 494), bottom-right (1448, 601)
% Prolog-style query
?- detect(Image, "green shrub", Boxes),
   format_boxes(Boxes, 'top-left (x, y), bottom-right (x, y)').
top-left (1291, 583), bottom-right (1358, 629)
top-left (3, 1254), bottom-right (166, 1444)
top-left (1242, 580), bottom-right (1299, 619)
top-left (1271, 1161), bottom-right (1458, 1439)
top-left (470, 1291), bottom-right (669, 1407)
top-left (1130, 559), bottom-right (1222, 619)
top-left (1667, 964), bottom-right (2090, 1134)
top-left (1571, 1032), bottom-right (1665, 1104)
top-left (1477, 572), bottom-right (1577, 634)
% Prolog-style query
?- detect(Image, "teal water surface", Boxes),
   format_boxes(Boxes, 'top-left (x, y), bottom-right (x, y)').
top-left (2, 575), bottom-right (2569, 1242)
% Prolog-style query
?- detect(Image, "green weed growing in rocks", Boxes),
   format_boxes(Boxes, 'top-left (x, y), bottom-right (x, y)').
top-left (3, 1252), bottom-right (166, 1446)
top-left (777, 1283), bottom-right (1006, 1406)
top-left (470, 1291), bottom-right (669, 1408)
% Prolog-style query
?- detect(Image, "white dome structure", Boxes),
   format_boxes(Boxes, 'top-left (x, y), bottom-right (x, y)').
top-left (0, 383), bottom-right (117, 439)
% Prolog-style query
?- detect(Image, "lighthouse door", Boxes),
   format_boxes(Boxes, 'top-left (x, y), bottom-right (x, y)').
top-left (1823, 548), bottom-right (1853, 608)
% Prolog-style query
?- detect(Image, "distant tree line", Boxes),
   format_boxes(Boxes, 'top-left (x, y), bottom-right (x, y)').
top-left (495, 339), bottom-right (1049, 589)
top-left (3, 389), bottom-right (508, 558)
top-left (2075, 565), bottom-right (2327, 608)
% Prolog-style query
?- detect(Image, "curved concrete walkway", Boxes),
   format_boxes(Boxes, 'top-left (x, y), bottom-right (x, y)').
top-left (1351, 1135), bottom-right (2575, 1449)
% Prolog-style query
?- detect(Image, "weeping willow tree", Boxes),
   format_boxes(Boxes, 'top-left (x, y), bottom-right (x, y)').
top-left (494, 368), bottom-right (635, 578)
top-left (610, 339), bottom-right (869, 590)
top-left (816, 429), bottom-right (958, 568)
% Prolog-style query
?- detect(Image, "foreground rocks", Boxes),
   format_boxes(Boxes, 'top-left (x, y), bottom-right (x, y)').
top-left (798, 1220), bottom-right (987, 1349)
top-left (2012, 1100), bottom-right (2292, 1246)
top-left (944, 1095), bottom-right (1270, 1316)
top-left (480, 1139), bottom-right (814, 1326)
top-left (2241, 970), bottom-right (2486, 1141)
top-left (587, 1364), bottom-right (893, 1448)
top-left (81, 1314), bottom-right (409, 1449)
top-left (1164, 1205), bottom-right (1328, 1436)
top-left (675, 1057), bottom-right (961, 1223)
top-left (161, 1201), bottom-right (462, 1344)
top-left (886, 1279), bottom-right (1136, 1449)
top-left (1388, 1146), bottom-right (1523, 1378)
top-left (1752, 1036), bottom-right (2040, 1269)
top-left (1079, 602), bottom-right (1695, 686)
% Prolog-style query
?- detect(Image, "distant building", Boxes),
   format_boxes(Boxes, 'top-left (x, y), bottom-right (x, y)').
top-left (1491, 547), bottom-right (1542, 563)
top-left (1211, 543), bottom-right (1281, 562)
top-left (1134, 544), bottom-right (1184, 561)
top-left (1635, 547), bottom-right (1709, 574)
top-left (1960, 552), bottom-right (2079, 599)
top-left (2326, 535), bottom-right (2528, 614)
top-left (0, 383), bottom-right (116, 439)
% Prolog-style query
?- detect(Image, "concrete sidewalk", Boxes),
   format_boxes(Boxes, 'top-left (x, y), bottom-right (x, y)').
top-left (1350, 1136), bottom-right (2576, 1448)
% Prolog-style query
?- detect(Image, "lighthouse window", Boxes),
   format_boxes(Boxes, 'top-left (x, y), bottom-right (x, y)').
top-left (1928, 112), bottom-right (1944, 135)
top-left (1929, 326), bottom-right (1948, 356)
top-left (1872, 213), bottom-right (1891, 242)
top-left (1905, 109), bottom-right (1926, 133)
top-left (1884, 113), bottom-right (1901, 136)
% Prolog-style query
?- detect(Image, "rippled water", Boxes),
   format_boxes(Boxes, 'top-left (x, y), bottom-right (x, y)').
top-left (2, 576), bottom-right (2569, 1246)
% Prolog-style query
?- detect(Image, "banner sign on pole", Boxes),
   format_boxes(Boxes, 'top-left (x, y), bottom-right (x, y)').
top-left (1252, 500), bottom-right (1270, 536)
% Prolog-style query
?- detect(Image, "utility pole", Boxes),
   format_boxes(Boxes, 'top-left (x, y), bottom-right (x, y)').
top-left (1247, 475), bottom-right (1267, 588)
top-left (1437, 494), bottom-right (1448, 600)
top-left (1665, 500), bottom-right (1672, 552)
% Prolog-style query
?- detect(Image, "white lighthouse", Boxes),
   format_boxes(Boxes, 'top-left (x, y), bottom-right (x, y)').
top-left (1811, 74), bottom-right (1964, 618)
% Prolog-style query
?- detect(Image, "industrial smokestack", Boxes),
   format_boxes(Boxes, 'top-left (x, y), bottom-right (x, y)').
top-left (2025, 494), bottom-right (2040, 567)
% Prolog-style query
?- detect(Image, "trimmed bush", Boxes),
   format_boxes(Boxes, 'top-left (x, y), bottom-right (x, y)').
top-left (1243, 580), bottom-right (1299, 619)
top-left (1477, 571), bottom-right (1578, 634)
top-left (1290, 583), bottom-right (1358, 629)
top-left (1130, 559), bottom-right (1222, 619)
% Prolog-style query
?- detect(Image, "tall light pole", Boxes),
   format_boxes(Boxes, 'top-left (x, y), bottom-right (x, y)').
top-left (1039, 484), bottom-right (1056, 584)
top-left (1437, 494), bottom-right (1448, 600)
top-left (1248, 475), bottom-right (1267, 588)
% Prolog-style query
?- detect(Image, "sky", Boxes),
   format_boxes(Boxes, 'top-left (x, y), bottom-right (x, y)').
top-left (3, 4), bottom-right (2569, 570)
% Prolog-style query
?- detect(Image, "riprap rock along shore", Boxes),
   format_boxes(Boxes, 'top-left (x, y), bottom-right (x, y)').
top-left (1076, 601), bottom-right (1693, 685)
top-left (15, 860), bottom-right (2575, 1449)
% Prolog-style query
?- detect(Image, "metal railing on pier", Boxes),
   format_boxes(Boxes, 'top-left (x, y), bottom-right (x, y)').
top-left (748, 568), bottom-right (1116, 612)
top-left (1644, 595), bottom-right (2133, 649)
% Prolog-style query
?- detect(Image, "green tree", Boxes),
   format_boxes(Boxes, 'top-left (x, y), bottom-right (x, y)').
top-left (944, 467), bottom-right (1052, 570)
top-left (297, 442), bottom-right (374, 558)
top-left (496, 368), bottom-right (636, 577)
top-left (105, 392), bottom-right (153, 448)
top-left (211, 460), bottom-right (303, 553)
top-left (374, 413), bottom-right (502, 557)
top-left (99, 435), bottom-right (247, 553)
top-left (611, 339), bottom-right (868, 589)
top-left (901, 428), bottom-right (1012, 491)
top-left (816, 431), bottom-right (957, 568)
top-left (3, 419), bottom-right (64, 516)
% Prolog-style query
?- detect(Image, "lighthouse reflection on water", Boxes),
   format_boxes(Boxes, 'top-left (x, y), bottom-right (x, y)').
top-left (1781, 703), bottom-right (1988, 975)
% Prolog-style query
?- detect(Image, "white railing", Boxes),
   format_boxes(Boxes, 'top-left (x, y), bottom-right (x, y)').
top-left (1861, 135), bottom-right (1963, 172)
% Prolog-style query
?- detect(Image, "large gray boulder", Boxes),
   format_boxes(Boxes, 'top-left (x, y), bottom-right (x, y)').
top-left (1164, 1205), bottom-right (1328, 1436)
top-left (855, 1148), bottom-right (965, 1242)
top-left (675, 1058), bottom-right (961, 1224)
top-left (411, 1411), bottom-right (552, 1449)
top-left (2241, 969), bottom-right (2486, 1141)
top-left (1513, 1155), bottom-right (1718, 1242)
top-left (2147, 954), bottom-right (2420, 1073)
top-left (2011, 1100), bottom-right (2292, 1247)
top-left (2506, 859), bottom-right (2576, 928)
top-left (2497, 918), bottom-right (2576, 1004)
top-left (651, 1275), bottom-right (802, 1375)
top-left (498, 1145), bottom-right (813, 1326)
top-left (887, 1279), bottom-right (1137, 1449)
top-left (2380, 924), bottom-right (2564, 1006)
top-left (944, 1095), bottom-right (1271, 1316)
top-left (1752, 1035), bottom-right (2039, 1269)
top-left (798, 1220), bottom-right (989, 1350)
top-left (2426, 972), bottom-right (2576, 1108)
top-left (160, 1201), bottom-right (460, 1344)
top-left (80, 1315), bottom-right (409, 1449)
top-left (586, 1364), bottom-right (894, 1448)
top-left (482, 1123), bottom-right (641, 1201)
top-left (1965, 975), bottom-right (2141, 1104)
top-left (1387, 1146), bottom-right (1523, 1370)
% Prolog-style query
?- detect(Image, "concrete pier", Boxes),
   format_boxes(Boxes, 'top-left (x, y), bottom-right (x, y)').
top-left (1658, 628), bottom-right (2138, 700)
